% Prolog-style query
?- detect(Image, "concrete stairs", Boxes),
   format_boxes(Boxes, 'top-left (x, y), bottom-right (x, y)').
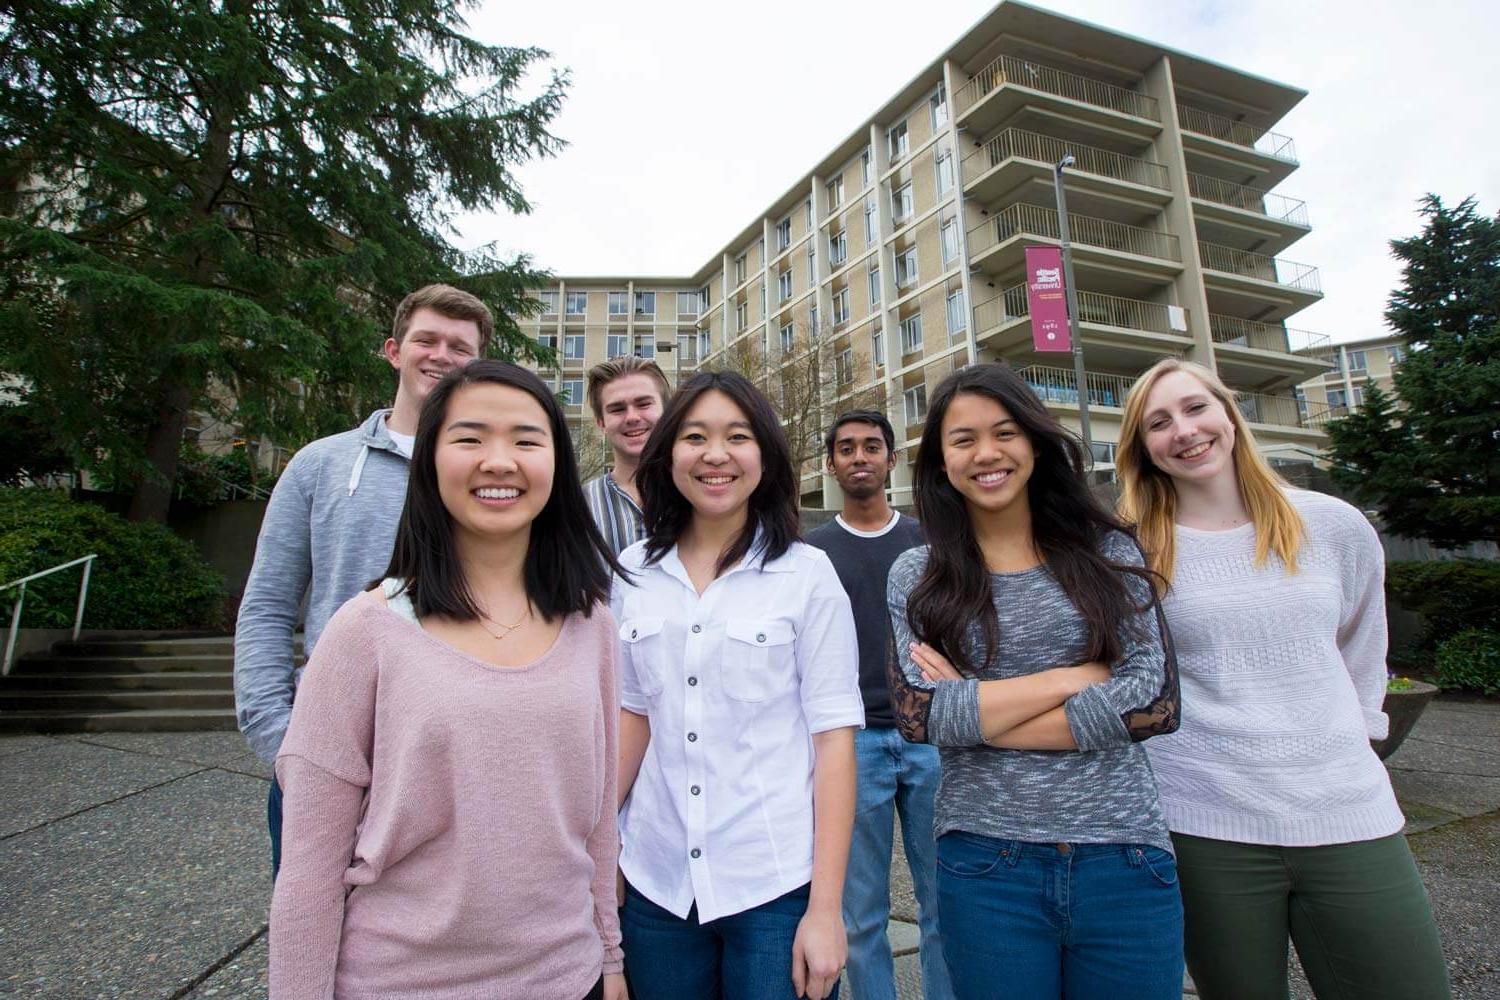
top-left (0, 635), bottom-right (286, 733)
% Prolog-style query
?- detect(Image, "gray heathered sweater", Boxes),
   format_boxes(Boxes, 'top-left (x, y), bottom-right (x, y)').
top-left (886, 531), bottom-right (1178, 852)
top-left (233, 409), bottom-right (410, 763)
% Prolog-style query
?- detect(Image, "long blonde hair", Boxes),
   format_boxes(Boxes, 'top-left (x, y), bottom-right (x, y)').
top-left (1117, 358), bottom-right (1303, 590)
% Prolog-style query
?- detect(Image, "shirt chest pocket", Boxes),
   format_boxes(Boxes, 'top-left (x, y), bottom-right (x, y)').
top-left (721, 619), bottom-right (797, 703)
top-left (619, 616), bottom-right (668, 697)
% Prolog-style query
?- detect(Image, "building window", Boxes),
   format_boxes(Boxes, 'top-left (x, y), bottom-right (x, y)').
top-left (536, 290), bottom-right (557, 313)
top-left (565, 291), bottom-right (587, 315)
top-left (780, 321), bottom-right (795, 355)
top-left (940, 217), bottom-right (960, 266)
top-left (735, 301), bottom-right (748, 332)
top-left (807, 245), bottom-right (816, 283)
top-left (1387, 345), bottom-right (1406, 364)
top-left (864, 198), bottom-right (877, 244)
top-left (832, 287), bottom-right (850, 326)
top-left (868, 265), bottom-right (881, 305)
top-left (1327, 388), bottom-right (1347, 409)
top-left (678, 332), bottom-right (697, 364)
top-left (677, 291), bottom-right (699, 316)
top-left (1347, 349), bottom-right (1367, 372)
top-left (836, 348), bottom-right (853, 385)
top-left (538, 333), bottom-right (557, 351)
top-left (635, 338), bottom-right (655, 359)
top-left (699, 285), bottom-right (711, 308)
top-left (734, 254), bottom-right (747, 285)
top-left (891, 182), bottom-right (913, 224)
top-left (810, 305), bottom-right (819, 332)
top-left (895, 247), bottom-right (918, 289)
top-left (900, 314), bottom-right (924, 354)
top-left (560, 378), bottom-right (584, 406)
top-left (888, 121), bottom-right (908, 163)
top-left (608, 291), bottom-right (629, 317)
top-left (805, 198), bottom-right (813, 227)
top-left (778, 269), bottom-right (793, 302)
top-left (930, 85), bottom-right (948, 130)
top-left (935, 145), bottom-right (954, 196)
top-left (776, 217), bottom-right (791, 252)
top-left (904, 383), bottom-right (928, 424)
top-left (829, 230), bottom-right (847, 267)
top-left (946, 289), bottom-right (967, 335)
top-left (634, 291), bottom-right (656, 316)
top-left (759, 280), bottom-right (766, 313)
top-left (1352, 386), bottom-right (1365, 407)
top-left (871, 324), bottom-right (886, 368)
top-left (1328, 352), bottom-right (1344, 373)
top-left (1091, 441), bottom-right (1116, 466)
top-left (699, 329), bottom-right (711, 358)
top-left (607, 333), bottom-right (629, 357)
top-left (861, 148), bottom-right (872, 184)
top-left (564, 334), bottom-right (587, 360)
top-left (827, 176), bottom-right (843, 210)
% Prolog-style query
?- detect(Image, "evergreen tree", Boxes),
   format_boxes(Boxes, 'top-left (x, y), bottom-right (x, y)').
top-left (0, 0), bottom-right (565, 521)
top-left (1326, 195), bottom-right (1500, 546)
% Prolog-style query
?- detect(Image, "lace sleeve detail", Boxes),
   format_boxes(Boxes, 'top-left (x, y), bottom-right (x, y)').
top-left (1121, 590), bottom-right (1180, 741)
top-left (885, 622), bottom-right (934, 744)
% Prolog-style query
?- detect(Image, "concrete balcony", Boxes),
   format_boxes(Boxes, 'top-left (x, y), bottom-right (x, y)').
top-left (1177, 103), bottom-right (1299, 185)
top-left (1188, 172), bottom-right (1310, 256)
top-left (1018, 364), bottom-right (1133, 412)
top-left (962, 128), bottom-right (1171, 208)
top-left (1235, 390), bottom-right (1328, 435)
top-left (1198, 240), bottom-right (1321, 321)
top-left (974, 284), bottom-right (1192, 368)
top-left (968, 203), bottom-right (1182, 280)
top-left (955, 54), bottom-right (1161, 136)
top-left (1210, 314), bottom-right (1333, 386)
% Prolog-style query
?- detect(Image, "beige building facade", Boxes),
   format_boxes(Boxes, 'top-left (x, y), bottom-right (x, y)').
top-left (1297, 333), bottom-right (1406, 420)
top-left (520, 1), bottom-right (1333, 507)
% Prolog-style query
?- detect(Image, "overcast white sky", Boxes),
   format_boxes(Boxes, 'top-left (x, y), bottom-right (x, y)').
top-left (456, 0), bottom-right (1500, 345)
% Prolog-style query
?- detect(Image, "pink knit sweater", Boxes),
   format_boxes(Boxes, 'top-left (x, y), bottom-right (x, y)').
top-left (268, 590), bottom-right (623, 999)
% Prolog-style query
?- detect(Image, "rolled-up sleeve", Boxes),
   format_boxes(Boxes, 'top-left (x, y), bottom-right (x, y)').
top-left (796, 555), bottom-right (866, 733)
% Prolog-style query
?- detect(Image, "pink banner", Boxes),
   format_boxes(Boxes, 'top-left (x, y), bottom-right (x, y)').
top-left (1025, 246), bottom-right (1071, 353)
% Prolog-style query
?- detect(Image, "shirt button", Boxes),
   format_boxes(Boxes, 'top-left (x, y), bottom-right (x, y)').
top-left (691, 785), bottom-right (701, 795)
top-left (687, 676), bottom-right (698, 686)
top-left (690, 848), bottom-right (702, 859)
top-left (691, 624), bottom-right (702, 633)
top-left (687, 732), bottom-right (698, 742)
top-left (630, 629), bottom-right (638, 639)
top-left (756, 632), bottom-right (766, 643)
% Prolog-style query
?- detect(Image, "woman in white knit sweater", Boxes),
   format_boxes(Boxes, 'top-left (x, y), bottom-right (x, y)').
top-left (1115, 358), bottom-right (1448, 999)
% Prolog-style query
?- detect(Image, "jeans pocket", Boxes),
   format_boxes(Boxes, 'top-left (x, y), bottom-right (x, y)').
top-left (936, 832), bottom-right (1011, 878)
top-left (1132, 845), bottom-right (1179, 887)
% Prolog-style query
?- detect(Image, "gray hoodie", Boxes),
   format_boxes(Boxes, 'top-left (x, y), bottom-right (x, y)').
top-left (233, 409), bottom-right (411, 762)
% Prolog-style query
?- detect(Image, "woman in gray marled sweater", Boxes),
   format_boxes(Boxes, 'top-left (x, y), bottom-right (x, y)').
top-left (885, 364), bottom-right (1182, 1000)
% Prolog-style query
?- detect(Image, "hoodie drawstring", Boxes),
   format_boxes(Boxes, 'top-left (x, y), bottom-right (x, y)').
top-left (347, 443), bottom-right (370, 497)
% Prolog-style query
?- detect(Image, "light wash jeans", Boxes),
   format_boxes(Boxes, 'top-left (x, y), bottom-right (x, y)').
top-left (842, 726), bottom-right (954, 1000)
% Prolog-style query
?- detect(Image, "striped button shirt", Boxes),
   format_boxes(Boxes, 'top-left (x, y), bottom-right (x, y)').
top-left (584, 471), bottom-right (645, 556)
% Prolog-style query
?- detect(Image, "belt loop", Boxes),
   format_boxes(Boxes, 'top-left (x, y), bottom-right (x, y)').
top-left (1001, 839), bottom-right (1023, 868)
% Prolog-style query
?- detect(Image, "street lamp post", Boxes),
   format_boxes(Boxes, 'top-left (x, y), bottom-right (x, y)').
top-left (1053, 154), bottom-right (1094, 462)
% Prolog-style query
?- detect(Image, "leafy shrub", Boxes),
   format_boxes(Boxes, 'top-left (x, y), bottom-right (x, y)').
top-left (1386, 560), bottom-right (1500, 647)
top-left (1433, 629), bottom-right (1500, 695)
top-left (0, 488), bottom-right (224, 629)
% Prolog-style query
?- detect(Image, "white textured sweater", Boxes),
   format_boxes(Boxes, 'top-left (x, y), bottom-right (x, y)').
top-left (1143, 489), bottom-right (1406, 846)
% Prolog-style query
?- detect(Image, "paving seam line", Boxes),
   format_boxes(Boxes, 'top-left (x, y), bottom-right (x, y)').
top-left (0, 764), bottom-right (214, 843)
top-left (168, 924), bottom-right (268, 1000)
top-left (67, 734), bottom-right (253, 769)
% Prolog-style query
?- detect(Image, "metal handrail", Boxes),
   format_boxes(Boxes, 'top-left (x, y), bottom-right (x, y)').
top-left (981, 282), bottom-right (1184, 337)
top-left (955, 54), bottom-right (1160, 122)
top-left (962, 128), bottom-right (1169, 190)
top-left (969, 203), bottom-right (1182, 263)
top-left (1198, 241), bottom-right (1322, 294)
top-left (1235, 392), bottom-right (1326, 430)
top-left (1209, 314), bottom-right (1330, 354)
top-left (3, 554), bottom-right (98, 675)
top-left (1187, 172), bottom-right (1309, 227)
top-left (1176, 104), bottom-right (1298, 162)
top-left (1016, 365), bottom-right (1133, 410)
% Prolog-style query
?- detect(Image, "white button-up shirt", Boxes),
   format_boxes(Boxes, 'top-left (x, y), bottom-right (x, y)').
top-left (611, 538), bottom-right (863, 922)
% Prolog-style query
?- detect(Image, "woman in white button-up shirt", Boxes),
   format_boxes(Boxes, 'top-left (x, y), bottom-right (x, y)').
top-left (611, 371), bottom-right (864, 1000)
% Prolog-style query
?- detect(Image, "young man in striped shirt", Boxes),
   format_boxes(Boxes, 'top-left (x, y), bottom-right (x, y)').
top-left (583, 355), bottom-right (670, 554)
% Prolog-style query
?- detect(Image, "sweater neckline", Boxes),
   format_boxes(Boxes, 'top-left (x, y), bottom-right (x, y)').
top-left (1175, 519), bottom-right (1255, 538)
top-left (361, 590), bottom-right (575, 674)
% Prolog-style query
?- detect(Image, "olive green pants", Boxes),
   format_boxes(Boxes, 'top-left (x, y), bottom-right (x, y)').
top-left (1172, 831), bottom-right (1449, 1000)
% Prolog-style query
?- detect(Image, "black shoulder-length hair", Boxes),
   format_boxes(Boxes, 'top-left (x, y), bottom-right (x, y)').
top-left (379, 360), bottom-right (625, 621)
top-left (906, 363), bottom-right (1153, 675)
top-left (636, 370), bottom-right (800, 575)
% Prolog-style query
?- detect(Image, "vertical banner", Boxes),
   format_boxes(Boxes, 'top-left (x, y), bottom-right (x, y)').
top-left (1025, 246), bottom-right (1072, 352)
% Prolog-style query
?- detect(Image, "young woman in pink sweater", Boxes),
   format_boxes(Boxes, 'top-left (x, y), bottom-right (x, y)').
top-left (269, 361), bottom-right (629, 1000)
top-left (1116, 358), bottom-right (1448, 999)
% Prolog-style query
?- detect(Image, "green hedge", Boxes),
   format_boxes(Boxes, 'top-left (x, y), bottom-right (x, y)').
top-left (1386, 560), bottom-right (1500, 646)
top-left (1434, 629), bottom-right (1500, 695)
top-left (0, 488), bottom-right (225, 630)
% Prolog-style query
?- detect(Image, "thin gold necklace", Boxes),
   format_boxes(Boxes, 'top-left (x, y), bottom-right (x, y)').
top-left (476, 606), bottom-right (529, 641)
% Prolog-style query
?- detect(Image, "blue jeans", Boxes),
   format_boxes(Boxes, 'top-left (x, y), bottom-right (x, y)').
top-left (267, 777), bottom-right (283, 879)
top-left (843, 727), bottom-right (954, 1000)
top-left (621, 881), bottom-right (838, 1000)
top-left (936, 833), bottom-right (1183, 1000)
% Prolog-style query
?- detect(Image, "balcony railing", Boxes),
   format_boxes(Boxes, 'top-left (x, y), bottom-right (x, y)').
top-left (969, 203), bottom-right (1182, 263)
top-left (977, 283), bottom-right (1184, 338)
top-left (1209, 314), bottom-right (1330, 355)
top-left (1017, 365), bottom-right (1133, 410)
top-left (1187, 173), bottom-right (1309, 227)
top-left (1176, 104), bottom-right (1297, 162)
top-left (955, 54), bottom-right (1160, 122)
top-left (1236, 391), bottom-right (1325, 430)
top-left (1198, 241), bottom-right (1321, 294)
top-left (962, 128), bottom-right (1169, 190)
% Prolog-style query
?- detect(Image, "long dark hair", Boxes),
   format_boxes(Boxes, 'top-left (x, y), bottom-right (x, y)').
top-left (906, 363), bottom-right (1152, 674)
top-left (637, 370), bottom-right (800, 575)
top-left (381, 360), bottom-right (625, 621)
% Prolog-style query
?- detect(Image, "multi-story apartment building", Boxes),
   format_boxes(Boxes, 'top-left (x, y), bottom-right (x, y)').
top-left (1297, 333), bottom-right (1406, 420)
top-left (521, 1), bottom-right (1333, 506)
